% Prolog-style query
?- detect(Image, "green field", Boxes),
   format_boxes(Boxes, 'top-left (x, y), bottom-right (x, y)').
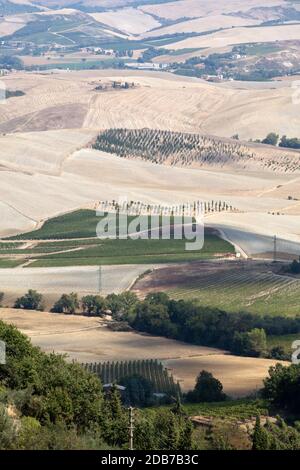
top-left (267, 334), bottom-right (300, 355)
top-left (145, 399), bottom-right (269, 420)
top-left (168, 271), bottom-right (300, 316)
top-left (9, 210), bottom-right (106, 240)
top-left (0, 259), bottom-right (24, 268)
top-left (3, 209), bottom-right (234, 267)
top-left (27, 234), bottom-right (233, 267)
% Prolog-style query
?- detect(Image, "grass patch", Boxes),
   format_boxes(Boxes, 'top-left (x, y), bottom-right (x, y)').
top-left (5, 209), bottom-right (234, 267)
top-left (8, 210), bottom-right (103, 240)
top-left (267, 334), bottom-right (300, 355)
top-left (144, 399), bottom-right (269, 420)
top-left (0, 259), bottom-right (24, 268)
top-left (27, 234), bottom-right (232, 267)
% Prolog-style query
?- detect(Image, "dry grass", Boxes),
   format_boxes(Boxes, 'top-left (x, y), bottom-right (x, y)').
top-left (140, 0), bottom-right (287, 20)
top-left (163, 24), bottom-right (300, 51)
top-left (0, 265), bottom-right (159, 307)
top-left (0, 70), bottom-right (299, 251)
top-left (91, 8), bottom-right (161, 36)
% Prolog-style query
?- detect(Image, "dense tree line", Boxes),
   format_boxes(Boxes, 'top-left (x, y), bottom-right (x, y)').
top-left (128, 293), bottom-right (300, 358)
top-left (10, 290), bottom-right (300, 358)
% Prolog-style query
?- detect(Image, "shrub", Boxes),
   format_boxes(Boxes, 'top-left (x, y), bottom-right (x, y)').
top-left (51, 293), bottom-right (79, 314)
top-left (14, 290), bottom-right (44, 311)
top-left (186, 370), bottom-right (226, 403)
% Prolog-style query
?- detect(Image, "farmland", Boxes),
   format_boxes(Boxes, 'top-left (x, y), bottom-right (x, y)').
top-left (0, 307), bottom-right (287, 396)
top-left (132, 260), bottom-right (300, 316)
top-left (1, 0), bottom-right (300, 453)
top-left (84, 359), bottom-right (180, 395)
top-left (0, 209), bottom-right (234, 267)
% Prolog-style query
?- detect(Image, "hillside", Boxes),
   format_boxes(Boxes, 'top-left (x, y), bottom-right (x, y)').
top-left (93, 128), bottom-right (300, 173)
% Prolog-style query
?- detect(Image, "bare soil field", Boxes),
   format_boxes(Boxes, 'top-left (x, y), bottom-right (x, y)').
top-left (0, 70), bottom-right (299, 254)
top-left (0, 264), bottom-right (158, 307)
top-left (0, 14), bottom-right (31, 37)
top-left (163, 24), bottom-right (300, 51)
top-left (91, 8), bottom-right (161, 36)
top-left (140, 15), bottom-right (260, 39)
top-left (140, 0), bottom-right (288, 21)
top-left (164, 355), bottom-right (284, 397)
top-left (0, 308), bottom-right (286, 395)
top-left (1, 71), bottom-right (299, 139)
top-left (0, 142), bottom-right (299, 249)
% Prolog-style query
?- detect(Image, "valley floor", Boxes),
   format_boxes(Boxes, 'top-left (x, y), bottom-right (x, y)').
top-left (0, 308), bottom-right (287, 396)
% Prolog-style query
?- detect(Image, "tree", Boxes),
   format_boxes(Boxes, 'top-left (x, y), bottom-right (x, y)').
top-left (133, 301), bottom-right (177, 338)
top-left (262, 363), bottom-right (300, 414)
top-left (145, 292), bottom-right (170, 306)
top-left (279, 135), bottom-right (300, 149)
top-left (101, 385), bottom-right (128, 447)
top-left (0, 321), bottom-right (104, 430)
top-left (186, 370), bottom-right (226, 403)
top-left (252, 416), bottom-right (269, 450)
top-left (233, 328), bottom-right (267, 357)
top-left (81, 295), bottom-right (106, 316)
top-left (106, 292), bottom-right (138, 319)
top-left (0, 405), bottom-right (17, 450)
top-left (289, 259), bottom-right (300, 274)
top-left (262, 133), bottom-right (279, 146)
top-left (268, 346), bottom-right (287, 361)
top-left (14, 290), bottom-right (44, 311)
top-left (153, 409), bottom-right (179, 450)
top-left (51, 293), bottom-right (79, 314)
top-left (120, 375), bottom-right (154, 407)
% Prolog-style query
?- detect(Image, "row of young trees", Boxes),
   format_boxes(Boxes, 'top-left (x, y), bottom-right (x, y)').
top-left (84, 359), bottom-right (180, 397)
top-left (93, 128), bottom-right (256, 168)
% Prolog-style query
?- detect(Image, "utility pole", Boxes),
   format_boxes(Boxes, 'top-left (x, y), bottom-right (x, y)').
top-left (273, 235), bottom-right (277, 263)
top-left (128, 407), bottom-right (135, 451)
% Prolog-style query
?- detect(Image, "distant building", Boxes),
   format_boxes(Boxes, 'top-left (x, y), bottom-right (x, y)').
top-left (125, 62), bottom-right (168, 70)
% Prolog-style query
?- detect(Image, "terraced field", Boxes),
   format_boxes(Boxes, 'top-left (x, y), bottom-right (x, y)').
top-left (133, 261), bottom-right (300, 316)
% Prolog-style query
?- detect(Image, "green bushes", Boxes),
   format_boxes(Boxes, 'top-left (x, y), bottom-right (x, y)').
top-left (252, 416), bottom-right (300, 450)
top-left (51, 293), bottom-right (79, 314)
top-left (232, 328), bottom-right (267, 358)
top-left (262, 363), bottom-right (300, 414)
top-left (129, 293), bottom-right (300, 357)
top-left (0, 320), bottom-right (103, 429)
top-left (14, 289), bottom-right (44, 311)
top-left (81, 295), bottom-right (107, 316)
